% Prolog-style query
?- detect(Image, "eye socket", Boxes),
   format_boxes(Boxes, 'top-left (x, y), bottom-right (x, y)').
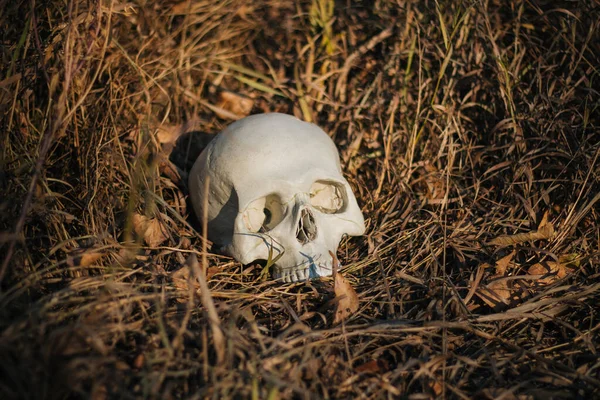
top-left (243, 194), bottom-right (285, 233)
top-left (261, 195), bottom-right (284, 232)
top-left (309, 180), bottom-right (346, 214)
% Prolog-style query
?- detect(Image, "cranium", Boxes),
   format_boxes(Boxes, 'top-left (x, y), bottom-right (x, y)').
top-left (189, 113), bottom-right (365, 282)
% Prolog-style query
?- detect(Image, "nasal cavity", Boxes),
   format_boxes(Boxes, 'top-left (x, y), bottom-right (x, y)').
top-left (296, 208), bottom-right (317, 244)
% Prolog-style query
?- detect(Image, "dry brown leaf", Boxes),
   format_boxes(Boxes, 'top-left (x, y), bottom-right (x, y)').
top-left (331, 252), bottom-right (359, 324)
top-left (422, 163), bottom-right (446, 200)
top-left (172, 264), bottom-right (197, 294)
top-left (133, 353), bottom-right (145, 369)
top-left (0, 74), bottom-right (21, 107)
top-left (132, 213), bottom-right (169, 247)
top-left (158, 158), bottom-right (182, 184)
top-left (477, 279), bottom-right (512, 308)
top-left (333, 273), bottom-right (359, 324)
top-left (114, 247), bottom-right (138, 266)
top-left (172, 264), bottom-right (218, 297)
top-left (487, 211), bottom-right (555, 247)
top-left (494, 250), bottom-right (516, 275)
top-left (156, 118), bottom-right (203, 145)
top-left (476, 251), bottom-right (523, 308)
top-left (67, 250), bottom-right (104, 267)
top-left (355, 359), bottom-right (390, 374)
top-left (528, 260), bottom-right (574, 285)
top-left (205, 266), bottom-right (219, 280)
top-left (431, 381), bottom-right (443, 397)
top-left (170, 1), bottom-right (192, 15)
top-left (215, 90), bottom-right (254, 119)
top-left (156, 125), bottom-right (182, 145)
top-left (411, 163), bottom-right (446, 201)
top-left (537, 211), bottom-right (554, 236)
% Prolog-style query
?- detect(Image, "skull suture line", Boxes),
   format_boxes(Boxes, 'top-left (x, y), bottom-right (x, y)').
top-left (189, 113), bottom-right (365, 282)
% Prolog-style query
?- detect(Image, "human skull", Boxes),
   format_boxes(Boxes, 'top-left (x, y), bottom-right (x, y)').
top-left (188, 113), bottom-right (365, 282)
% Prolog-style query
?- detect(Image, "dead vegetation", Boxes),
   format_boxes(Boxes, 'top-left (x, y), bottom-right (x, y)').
top-left (1, 0), bottom-right (599, 398)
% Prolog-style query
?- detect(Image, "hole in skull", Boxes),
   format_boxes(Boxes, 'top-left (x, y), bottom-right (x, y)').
top-left (244, 194), bottom-right (284, 233)
top-left (309, 180), bottom-right (346, 213)
top-left (296, 208), bottom-right (317, 244)
top-left (264, 208), bottom-right (272, 225)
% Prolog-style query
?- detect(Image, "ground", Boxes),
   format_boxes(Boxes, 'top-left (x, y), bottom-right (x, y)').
top-left (1, 0), bottom-right (599, 398)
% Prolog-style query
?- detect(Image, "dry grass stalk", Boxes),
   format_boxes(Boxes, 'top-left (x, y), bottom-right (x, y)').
top-left (186, 254), bottom-right (225, 365)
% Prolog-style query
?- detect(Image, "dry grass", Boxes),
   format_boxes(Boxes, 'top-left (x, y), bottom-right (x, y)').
top-left (1, 0), bottom-right (599, 398)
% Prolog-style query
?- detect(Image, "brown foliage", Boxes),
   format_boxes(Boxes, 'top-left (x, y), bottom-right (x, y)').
top-left (1, 0), bottom-right (599, 398)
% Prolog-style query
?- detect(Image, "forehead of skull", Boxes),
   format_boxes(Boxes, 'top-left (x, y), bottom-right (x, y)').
top-left (208, 113), bottom-right (343, 191)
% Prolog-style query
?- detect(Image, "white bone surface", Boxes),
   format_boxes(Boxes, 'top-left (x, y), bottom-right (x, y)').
top-left (189, 113), bottom-right (365, 282)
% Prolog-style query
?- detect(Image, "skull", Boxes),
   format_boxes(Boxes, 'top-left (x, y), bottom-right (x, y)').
top-left (188, 113), bottom-right (365, 282)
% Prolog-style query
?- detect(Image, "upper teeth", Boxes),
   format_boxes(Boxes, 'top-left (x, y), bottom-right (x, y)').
top-left (272, 260), bottom-right (333, 282)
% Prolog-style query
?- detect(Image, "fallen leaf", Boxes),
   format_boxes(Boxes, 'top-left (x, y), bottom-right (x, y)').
top-left (205, 266), bottom-right (220, 280)
top-left (431, 381), bottom-right (443, 396)
top-left (537, 211), bottom-right (554, 234)
top-left (67, 250), bottom-right (104, 267)
top-left (154, 118), bottom-right (204, 169)
top-left (90, 383), bottom-right (108, 400)
top-left (475, 251), bottom-right (527, 308)
top-left (170, 1), bottom-right (192, 15)
top-left (331, 251), bottom-right (359, 324)
top-left (528, 256), bottom-right (576, 285)
top-left (158, 158), bottom-right (182, 184)
top-left (132, 213), bottom-right (169, 247)
top-left (477, 279), bottom-right (513, 308)
top-left (494, 250), bottom-right (516, 275)
top-left (301, 358), bottom-right (321, 380)
top-left (487, 211), bottom-right (555, 247)
top-left (133, 353), bottom-right (145, 369)
top-left (171, 263), bottom-right (218, 297)
top-left (114, 247), bottom-right (138, 266)
top-left (421, 163), bottom-right (446, 200)
top-left (355, 359), bottom-right (390, 374)
top-left (215, 90), bottom-right (254, 119)
top-left (0, 74), bottom-right (22, 108)
top-left (155, 118), bottom-right (203, 145)
top-left (172, 264), bottom-right (196, 294)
